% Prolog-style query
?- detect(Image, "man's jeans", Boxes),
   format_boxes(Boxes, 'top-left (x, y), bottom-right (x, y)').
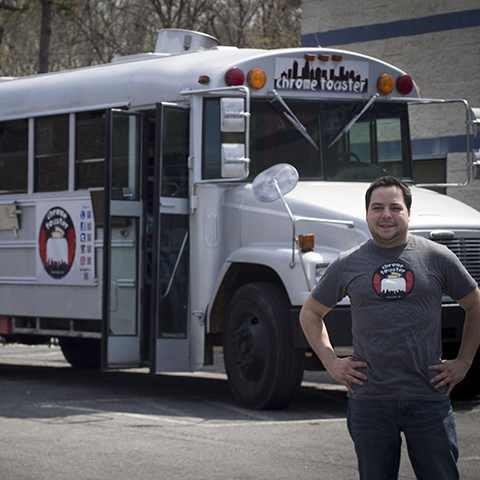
top-left (347, 398), bottom-right (459, 480)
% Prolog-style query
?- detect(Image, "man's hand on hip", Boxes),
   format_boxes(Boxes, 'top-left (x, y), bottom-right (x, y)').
top-left (327, 357), bottom-right (368, 392)
top-left (429, 359), bottom-right (471, 394)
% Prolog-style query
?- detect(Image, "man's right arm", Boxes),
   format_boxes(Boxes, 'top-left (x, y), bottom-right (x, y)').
top-left (299, 295), bottom-right (367, 390)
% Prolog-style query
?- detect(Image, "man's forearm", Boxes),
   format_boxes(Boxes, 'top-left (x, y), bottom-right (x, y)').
top-left (300, 296), bottom-right (368, 389)
top-left (299, 305), bottom-right (337, 371)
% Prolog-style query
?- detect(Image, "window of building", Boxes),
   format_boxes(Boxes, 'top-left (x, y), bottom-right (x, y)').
top-left (76, 111), bottom-right (105, 189)
top-left (34, 115), bottom-right (69, 192)
top-left (0, 119), bottom-right (28, 194)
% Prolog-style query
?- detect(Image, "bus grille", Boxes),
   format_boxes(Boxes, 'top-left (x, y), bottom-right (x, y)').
top-left (433, 237), bottom-right (480, 285)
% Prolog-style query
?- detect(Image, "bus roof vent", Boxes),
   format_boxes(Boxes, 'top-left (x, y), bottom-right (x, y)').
top-left (154, 29), bottom-right (218, 55)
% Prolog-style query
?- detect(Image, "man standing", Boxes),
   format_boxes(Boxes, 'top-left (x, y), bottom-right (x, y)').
top-left (300, 176), bottom-right (480, 479)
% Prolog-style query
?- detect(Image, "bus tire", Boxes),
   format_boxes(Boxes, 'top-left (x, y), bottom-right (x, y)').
top-left (59, 337), bottom-right (101, 369)
top-left (224, 282), bottom-right (304, 409)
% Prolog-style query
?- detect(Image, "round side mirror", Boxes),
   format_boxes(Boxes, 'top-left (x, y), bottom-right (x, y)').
top-left (252, 163), bottom-right (299, 203)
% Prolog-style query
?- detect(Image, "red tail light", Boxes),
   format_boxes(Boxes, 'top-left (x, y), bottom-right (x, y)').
top-left (396, 74), bottom-right (414, 95)
top-left (225, 67), bottom-right (245, 86)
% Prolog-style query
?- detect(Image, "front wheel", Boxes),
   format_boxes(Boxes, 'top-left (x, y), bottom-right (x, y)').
top-left (223, 282), bottom-right (304, 409)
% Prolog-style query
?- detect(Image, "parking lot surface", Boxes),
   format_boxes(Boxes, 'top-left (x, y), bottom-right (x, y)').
top-left (0, 343), bottom-right (479, 480)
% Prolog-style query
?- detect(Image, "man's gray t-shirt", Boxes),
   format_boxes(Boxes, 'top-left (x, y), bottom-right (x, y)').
top-left (312, 235), bottom-right (478, 400)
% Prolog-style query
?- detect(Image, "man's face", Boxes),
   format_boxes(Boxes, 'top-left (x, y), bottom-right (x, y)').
top-left (366, 186), bottom-right (410, 248)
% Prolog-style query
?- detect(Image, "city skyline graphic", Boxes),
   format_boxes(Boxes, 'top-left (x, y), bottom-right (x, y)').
top-left (275, 58), bottom-right (369, 93)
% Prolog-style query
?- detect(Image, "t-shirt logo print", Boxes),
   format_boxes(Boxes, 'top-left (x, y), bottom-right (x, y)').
top-left (372, 261), bottom-right (415, 300)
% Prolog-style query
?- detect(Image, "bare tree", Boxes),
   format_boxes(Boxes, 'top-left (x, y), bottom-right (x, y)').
top-left (0, 0), bottom-right (302, 76)
top-left (38, 0), bottom-right (52, 72)
top-left (0, 0), bottom-right (25, 64)
top-left (252, 0), bottom-right (301, 48)
top-left (207, 0), bottom-right (258, 47)
top-left (148, 0), bottom-right (214, 30)
top-left (0, 0), bottom-right (24, 11)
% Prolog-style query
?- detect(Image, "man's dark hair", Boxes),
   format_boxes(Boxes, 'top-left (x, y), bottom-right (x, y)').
top-left (365, 176), bottom-right (412, 213)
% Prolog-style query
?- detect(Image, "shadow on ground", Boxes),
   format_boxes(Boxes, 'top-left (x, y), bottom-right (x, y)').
top-left (0, 361), bottom-right (349, 423)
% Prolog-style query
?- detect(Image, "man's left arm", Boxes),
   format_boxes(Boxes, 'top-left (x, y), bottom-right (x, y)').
top-left (430, 287), bottom-right (480, 393)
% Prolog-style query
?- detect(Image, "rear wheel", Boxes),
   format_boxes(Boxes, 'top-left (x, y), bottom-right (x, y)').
top-left (224, 282), bottom-right (304, 409)
top-left (59, 337), bottom-right (101, 369)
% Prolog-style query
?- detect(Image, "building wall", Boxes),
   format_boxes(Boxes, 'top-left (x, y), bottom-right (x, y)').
top-left (302, 0), bottom-right (480, 209)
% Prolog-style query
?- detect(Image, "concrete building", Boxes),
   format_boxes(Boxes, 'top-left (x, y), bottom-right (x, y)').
top-left (302, 1), bottom-right (480, 209)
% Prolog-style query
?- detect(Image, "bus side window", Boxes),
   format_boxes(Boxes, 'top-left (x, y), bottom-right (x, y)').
top-left (0, 119), bottom-right (28, 195)
top-left (34, 114), bottom-right (69, 192)
top-left (75, 111), bottom-right (105, 190)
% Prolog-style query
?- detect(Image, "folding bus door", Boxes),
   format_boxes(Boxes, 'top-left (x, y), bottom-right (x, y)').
top-left (151, 103), bottom-right (190, 373)
top-left (102, 110), bottom-right (143, 368)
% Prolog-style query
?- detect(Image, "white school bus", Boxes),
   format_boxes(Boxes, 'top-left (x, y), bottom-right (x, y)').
top-left (0, 29), bottom-right (479, 409)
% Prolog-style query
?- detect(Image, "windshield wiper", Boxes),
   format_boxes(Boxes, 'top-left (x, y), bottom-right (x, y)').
top-left (270, 89), bottom-right (319, 150)
top-left (328, 93), bottom-right (379, 149)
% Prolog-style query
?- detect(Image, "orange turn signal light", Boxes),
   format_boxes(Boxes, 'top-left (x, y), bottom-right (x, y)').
top-left (298, 234), bottom-right (315, 253)
top-left (247, 68), bottom-right (267, 90)
top-left (377, 73), bottom-right (395, 95)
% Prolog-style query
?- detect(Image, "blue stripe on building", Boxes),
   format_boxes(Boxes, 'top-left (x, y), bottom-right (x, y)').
top-left (302, 9), bottom-right (480, 47)
top-left (412, 135), bottom-right (479, 157)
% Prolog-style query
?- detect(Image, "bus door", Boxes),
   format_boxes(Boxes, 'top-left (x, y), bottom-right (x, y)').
top-left (151, 103), bottom-right (190, 373)
top-left (102, 109), bottom-right (143, 368)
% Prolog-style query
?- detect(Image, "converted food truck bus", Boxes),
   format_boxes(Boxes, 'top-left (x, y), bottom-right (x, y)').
top-left (0, 29), bottom-right (479, 409)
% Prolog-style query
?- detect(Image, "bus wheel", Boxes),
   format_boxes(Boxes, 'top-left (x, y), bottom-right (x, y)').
top-left (59, 337), bottom-right (101, 369)
top-left (224, 282), bottom-right (304, 409)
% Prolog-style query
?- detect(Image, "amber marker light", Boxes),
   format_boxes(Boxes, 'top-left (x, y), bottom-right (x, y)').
top-left (247, 68), bottom-right (267, 90)
top-left (198, 75), bottom-right (210, 85)
top-left (377, 73), bottom-right (395, 95)
top-left (297, 234), bottom-right (315, 253)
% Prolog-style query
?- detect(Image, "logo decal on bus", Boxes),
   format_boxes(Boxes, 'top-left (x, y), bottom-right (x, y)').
top-left (274, 58), bottom-right (368, 94)
top-left (38, 207), bottom-right (76, 279)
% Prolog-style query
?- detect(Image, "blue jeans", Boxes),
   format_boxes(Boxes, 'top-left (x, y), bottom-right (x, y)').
top-left (347, 398), bottom-right (459, 480)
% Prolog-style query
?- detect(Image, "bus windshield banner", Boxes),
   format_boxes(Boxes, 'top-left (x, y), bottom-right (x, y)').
top-left (274, 58), bottom-right (369, 94)
top-left (36, 198), bottom-right (95, 285)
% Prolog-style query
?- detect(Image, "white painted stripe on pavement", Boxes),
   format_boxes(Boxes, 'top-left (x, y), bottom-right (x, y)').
top-left (39, 404), bottom-right (200, 425)
top-left (38, 402), bottom-right (345, 427)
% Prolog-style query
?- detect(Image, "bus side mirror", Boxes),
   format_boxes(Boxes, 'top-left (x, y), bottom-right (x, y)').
top-left (471, 107), bottom-right (480, 180)
top-left (473, 156), bottom-right (480, 180)
top-left (220, 98), bottom-right (250, 178)
top-left (252, 163), bottom-right (299, 203)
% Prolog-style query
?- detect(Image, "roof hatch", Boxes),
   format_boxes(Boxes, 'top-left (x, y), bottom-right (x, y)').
top-left (154, 28), bottom-right (218, 54)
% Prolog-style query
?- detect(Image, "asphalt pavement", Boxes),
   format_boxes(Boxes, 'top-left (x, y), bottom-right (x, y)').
top-left (0, 343), bottom-right (479, 480)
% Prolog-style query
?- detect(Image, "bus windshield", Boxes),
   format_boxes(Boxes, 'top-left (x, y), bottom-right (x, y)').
top-left (250, 99), bottom-right (412, 182)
